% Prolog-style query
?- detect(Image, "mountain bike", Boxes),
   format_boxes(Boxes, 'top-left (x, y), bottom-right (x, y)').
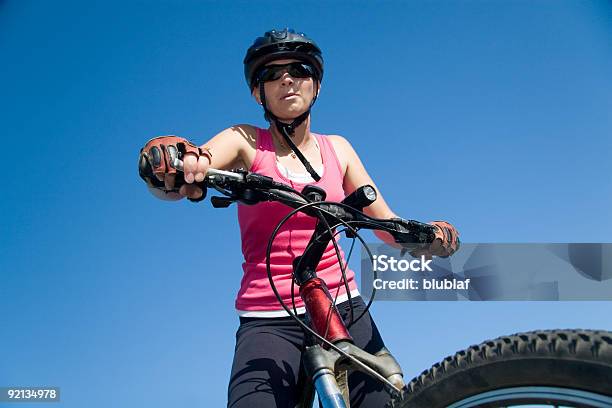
top-left (178, 163), bottom-right (612, 408)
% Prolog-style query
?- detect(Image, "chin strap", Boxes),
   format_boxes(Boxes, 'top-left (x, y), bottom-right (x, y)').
top-left (259, 81), bottom-right (322, 182)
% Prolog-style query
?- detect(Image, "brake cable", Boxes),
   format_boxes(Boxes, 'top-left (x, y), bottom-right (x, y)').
top-left (268, 199), bottom-right (371, 327)
top-left (284, 211), bottom-right (399, 328)
top-left (280, 199), bottom-right (354, 324)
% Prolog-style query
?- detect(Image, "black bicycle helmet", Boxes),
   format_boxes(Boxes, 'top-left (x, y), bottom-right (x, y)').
top-left (244, 28), bottom-right (324, 90)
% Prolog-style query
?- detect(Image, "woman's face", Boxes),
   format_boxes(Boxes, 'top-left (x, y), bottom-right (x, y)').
top-left (252, 58), bottom-right (319, 121)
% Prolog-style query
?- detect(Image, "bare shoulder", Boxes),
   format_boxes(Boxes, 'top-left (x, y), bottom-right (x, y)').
top-left (327, 134), bottom-right (356, 176)
top-left (230, 124), bottom-right (259, 147)
top-left (327, 134), bottom-right (350, 148)
top-left (211, 124), bottom-right (258, 149)
top-left (200, 124), bottom-right (260, 170)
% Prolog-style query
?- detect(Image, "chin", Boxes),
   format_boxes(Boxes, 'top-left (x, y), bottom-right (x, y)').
top-left (273, 107), bottom-right (308, 120)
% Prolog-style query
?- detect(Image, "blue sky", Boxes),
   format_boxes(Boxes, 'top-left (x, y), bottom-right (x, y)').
top-left (1, 1), bottom-right (611, 407)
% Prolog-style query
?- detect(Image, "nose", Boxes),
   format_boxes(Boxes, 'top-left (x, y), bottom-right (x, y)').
top-left (279, 73), bottom-right (294, 86)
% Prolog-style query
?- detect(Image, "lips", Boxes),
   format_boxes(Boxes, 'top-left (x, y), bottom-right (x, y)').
top-left (281, 93), bottom-right (299, 100)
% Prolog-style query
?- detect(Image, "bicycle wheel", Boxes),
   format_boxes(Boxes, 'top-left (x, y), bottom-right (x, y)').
top-left (397, 329), bottom-right (612, 408)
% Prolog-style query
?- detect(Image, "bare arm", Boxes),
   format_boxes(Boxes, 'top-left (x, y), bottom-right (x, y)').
top-left (330, 135), bottom-right (460, 256)
top-left (329, 135), bottom-right (400, 246)
top-left (178, 124), bottom-right (257, 198)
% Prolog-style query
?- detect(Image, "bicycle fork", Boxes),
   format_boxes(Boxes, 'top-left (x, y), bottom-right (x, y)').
top-left (313, 368), bottom-right (348, 408)
top-left (296, 278), bottom-right (406, 408)
top-left (301, 340), bottom-right (406, 408)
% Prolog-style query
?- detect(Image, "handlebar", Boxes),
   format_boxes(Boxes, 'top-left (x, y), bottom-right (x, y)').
top-left (172, 159), bottom-right (436, 248)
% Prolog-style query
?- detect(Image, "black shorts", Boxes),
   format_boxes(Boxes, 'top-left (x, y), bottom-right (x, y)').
top-left (227, 296), bottom-right (391, 407)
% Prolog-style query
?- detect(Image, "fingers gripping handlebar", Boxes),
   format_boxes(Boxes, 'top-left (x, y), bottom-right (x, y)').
top-left (139, 137), bottom-right (208, 202)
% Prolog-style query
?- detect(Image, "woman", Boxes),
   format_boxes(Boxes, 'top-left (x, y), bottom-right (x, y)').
top-left (138, 28), bottom-right (459, 407)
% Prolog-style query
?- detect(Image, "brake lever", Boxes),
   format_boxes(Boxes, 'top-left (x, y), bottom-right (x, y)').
top-left (210, 196), bottom-right (235, 208)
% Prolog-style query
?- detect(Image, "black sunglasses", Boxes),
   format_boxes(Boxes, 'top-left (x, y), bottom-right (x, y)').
top-left (256, 62), bottom-right (316, 84)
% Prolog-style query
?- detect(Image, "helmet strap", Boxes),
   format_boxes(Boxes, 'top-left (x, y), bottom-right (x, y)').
top-left (259, 81), bottom-right (322, 182)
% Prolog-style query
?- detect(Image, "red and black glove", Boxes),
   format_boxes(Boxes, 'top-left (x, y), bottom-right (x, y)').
top-left (138, 135), bottom-right (208, 202)
top-left (428, 220), bottom-right (460, 257)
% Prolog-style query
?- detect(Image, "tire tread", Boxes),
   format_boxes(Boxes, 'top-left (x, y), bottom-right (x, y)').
top-left (397, 329), bottom-right (612, 407)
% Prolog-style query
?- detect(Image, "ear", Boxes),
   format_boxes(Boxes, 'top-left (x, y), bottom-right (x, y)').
top-left (252, 87), bottom-right (262, 105)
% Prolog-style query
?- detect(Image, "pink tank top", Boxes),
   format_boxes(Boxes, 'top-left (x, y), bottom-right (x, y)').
top-left (235, 128), bottom-right (358, 313)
